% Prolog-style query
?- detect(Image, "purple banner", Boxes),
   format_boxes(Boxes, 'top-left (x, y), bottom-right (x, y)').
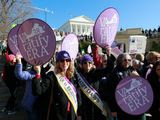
top-left (115, 76), bottom-right (153, 115)
top-left (17, 18), bottom-right (56, 65)
top-left (7, 24), bottom-right (21, 55)
top-left (93, 7), bottom-right (119, 48)
top-left (61, 34), bottom-right (78, 60)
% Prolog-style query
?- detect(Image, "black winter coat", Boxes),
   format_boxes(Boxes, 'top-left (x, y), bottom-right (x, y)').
top-left (32, 71), bottom-right (78, 120)
top-left (147, 73), bottom-right (160, 120)
top-left (101, 65), bottom-right (145, 120)
top-left (3, 63), bottom-right (20, 92)
top-left (77, 68), bottom-right (108, 120)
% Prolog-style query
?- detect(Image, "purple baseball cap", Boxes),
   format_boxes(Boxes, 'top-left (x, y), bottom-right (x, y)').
top-left (56, 50), bottom-right (71, 62)
top-left (81, 54), bottom-right (93, 64)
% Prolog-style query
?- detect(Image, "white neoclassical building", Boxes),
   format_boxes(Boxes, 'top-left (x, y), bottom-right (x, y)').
top-left (58, 15), bottom-right (95, 36)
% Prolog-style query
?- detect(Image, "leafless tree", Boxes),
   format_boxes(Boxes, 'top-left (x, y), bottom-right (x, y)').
top-left (0, 0), bottom-right (33, 41)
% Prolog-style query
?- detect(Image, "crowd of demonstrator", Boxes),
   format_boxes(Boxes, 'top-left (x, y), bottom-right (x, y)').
top-left (1, 45), bottom-right (160, 120)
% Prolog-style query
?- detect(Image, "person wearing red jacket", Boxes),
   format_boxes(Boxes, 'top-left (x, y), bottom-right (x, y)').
top-left (1, 53), bottom-right (18, 115)
top-left (93, 44), bottom-right (115, 70)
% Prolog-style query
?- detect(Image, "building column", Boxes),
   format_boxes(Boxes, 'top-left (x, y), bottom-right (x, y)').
top-left (70, 23), bottom-right (73, 33)
top-left (75, 24), bottom-right (78, 35)
top-left (85, 25), bottom-right (87, 35)
top-left (80, 25), bottom-right (83, 35)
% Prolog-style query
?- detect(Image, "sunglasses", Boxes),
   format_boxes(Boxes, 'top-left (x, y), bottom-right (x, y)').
top-left (60, 59), bottom-right (71, 63)
top-left (124, 59), bottom-right (131, 62)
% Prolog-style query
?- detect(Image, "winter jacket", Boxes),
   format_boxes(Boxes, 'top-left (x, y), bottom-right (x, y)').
top-left (32, 71), bottom-right (78, 120)
top-left (14, 63), bottom-right (37, 112)
top-left (103, 65), bottom-right (145, 120)
top-left (76, 68), bottom-right (108, 120)
top-left (147, 71), bottom-right (160, 120)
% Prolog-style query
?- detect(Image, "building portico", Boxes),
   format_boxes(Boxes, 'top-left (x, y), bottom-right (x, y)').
top-left (58, 15), bottom-right (94, 36)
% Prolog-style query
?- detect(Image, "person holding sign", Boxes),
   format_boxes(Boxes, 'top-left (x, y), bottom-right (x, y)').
top-left (102, 53), bottom-right (146, 120)
top-left (14, 53), bottom-right (39, 120)
top-left (32, 50), bottom-right (79, 120)
top-left (1, 53), bottom-right (18, 115)
top-left (93, 44), bottom-right (115, 70)
top-left (75, 54), bottom-right (111, 120)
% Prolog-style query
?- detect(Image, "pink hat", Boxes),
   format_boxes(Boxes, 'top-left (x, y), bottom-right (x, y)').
top-left (6, 54), bottom-right (15, 62)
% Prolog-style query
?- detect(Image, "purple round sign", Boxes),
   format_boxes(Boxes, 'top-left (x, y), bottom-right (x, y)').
top-left (93, 7), bottom-right (119, 48)
top-left (61, 34), bottom-right (78, 60)
top-left (17, 18), bottom-right (56, 65)
top-left (115, 76), bottom-right (153, 115)
top-left (8, 24), bottom-right (21, 55)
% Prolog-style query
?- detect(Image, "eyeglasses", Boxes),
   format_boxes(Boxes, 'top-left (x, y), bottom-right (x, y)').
top-left (124, 59), bottom-right (131, 62)
top-left (60, 59), bottom-right (71, 63)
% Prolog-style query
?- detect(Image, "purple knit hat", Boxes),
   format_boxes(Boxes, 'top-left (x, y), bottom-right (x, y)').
top-left (81, 54), bottom-right (93, 63)
top-left (56, 50), bottom-right (71, 62)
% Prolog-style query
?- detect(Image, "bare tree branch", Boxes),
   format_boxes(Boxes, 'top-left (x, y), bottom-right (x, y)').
top-left (0, 0), bottom-right (33, 41)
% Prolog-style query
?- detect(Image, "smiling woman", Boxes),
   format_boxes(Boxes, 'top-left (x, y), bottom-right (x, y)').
top-left (116, 53), bottom-right (132, 69)
top-left (32, 50), bottom-right (79, 120)
top-left (55, 50), bottom-right (73, 77)
top-left (102, 53), bottom-right (147, 120)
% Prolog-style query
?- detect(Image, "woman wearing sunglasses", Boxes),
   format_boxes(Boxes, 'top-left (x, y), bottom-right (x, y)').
top-left (75, 54), bottom-right (111, 120)
top-left (102, 53), bottom-right (146, 120)
top-left (32, 50), bottom-right (79, 120)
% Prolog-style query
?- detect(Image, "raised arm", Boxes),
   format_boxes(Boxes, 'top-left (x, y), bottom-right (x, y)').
top-left (14, 53), bottom-right (35, 80)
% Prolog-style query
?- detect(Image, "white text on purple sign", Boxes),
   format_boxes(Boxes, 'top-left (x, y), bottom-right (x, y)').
top-left (117, 80), bottom-right (150, 112)
top-left (10, 35), bottom-right (19, 51)
top-left (19, 32), bottom-right (49, 60)
top-left (99, 14), bottom-right (117, 46)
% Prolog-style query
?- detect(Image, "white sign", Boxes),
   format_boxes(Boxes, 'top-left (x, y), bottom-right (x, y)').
top-left (128, 35), bottom-right (147, 54)
top-left (87, 45), bottom-right (92, 54)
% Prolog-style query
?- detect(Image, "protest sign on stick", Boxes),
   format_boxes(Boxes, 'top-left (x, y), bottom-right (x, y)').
top-left (94, 7), bottom-right (119, 48)
top-left (17, 18), bottom-right (56, 65)
top-left (115, 76), bottom-right (153, 115)
top-left (61, 34), bottom-right (79, 60)
top-left (8, 24), bottom-right (21, 55)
